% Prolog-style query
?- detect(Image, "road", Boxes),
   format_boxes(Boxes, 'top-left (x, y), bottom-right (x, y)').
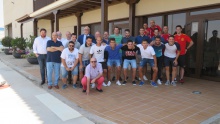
top-left (0, 61), bottom-right (94, 124)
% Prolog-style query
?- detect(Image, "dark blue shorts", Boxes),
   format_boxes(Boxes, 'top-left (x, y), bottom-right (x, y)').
top-left (164, 56), bottom-right (177, 67)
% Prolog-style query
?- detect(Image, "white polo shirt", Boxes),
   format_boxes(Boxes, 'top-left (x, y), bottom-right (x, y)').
top-left (137, 44), bottom-right (155, 59)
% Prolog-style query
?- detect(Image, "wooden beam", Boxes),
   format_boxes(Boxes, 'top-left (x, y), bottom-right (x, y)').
top-left (33, 19), bottom-right (38, 37)
top-left (101, 0), bottom-right (108, 34)
top-left (75, 12), bottom-right (83, 36)
top-left (20, 23), bottom-right (23, 38)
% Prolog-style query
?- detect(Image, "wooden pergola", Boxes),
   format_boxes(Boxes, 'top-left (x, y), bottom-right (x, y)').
top-left (16, 0), bottom-right (140, 37)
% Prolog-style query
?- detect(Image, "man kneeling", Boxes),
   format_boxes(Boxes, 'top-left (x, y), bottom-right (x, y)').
top-left (81, 58), bottom-right (104, 95)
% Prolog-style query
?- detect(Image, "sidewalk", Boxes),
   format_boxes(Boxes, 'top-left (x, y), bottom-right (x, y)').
top-left (1, 52), bottom-right (220, 124)
top-left (0, 60), bottom-right (94, 124)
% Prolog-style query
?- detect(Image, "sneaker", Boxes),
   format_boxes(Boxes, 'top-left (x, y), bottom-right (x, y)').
top-left (116, 80), bottom-right (121, 86)
top-left (151, 82), bottom-right (158, 87)
top-left (171, 81), bottom-right (176, 86)
top-left (112, 76), bottom-right (115, 81)
top-left (119, 77), bottom-right (123, 81)
top-left (91, 83), bottom-right (95, 88)
top-left (82, 89), bottom-right (86, 92)
top-left (132, 81), bottom-right (136, 86)
top-left (122, 81), bottom-right (127, 85)
top-left (174, 78), bottom-right (177, 82)
top-left (157, 79), bottom-right (162, 85)
top-left (139, 81), bottom-right (145, 86)
top-left (79, 84), bottom-right (83, 88)
top-left (143, 75), bottom-right (148, 81)
top-left (102, 82), bottom-right (107, 87)
top-left (48, 86), bottom-right (52, 89)
top-left (54, 85), bottom-right (59, 89)
top-left (62, 84), bottom-right (67, 89)
top-left (73, 84), bottom-right (77, 89)
top-left (107, 81), bottom-right (111, 86)
top-left (96, 88), bottom-right (103, 92)
top-left (180, 79), bottom-right (184, 84)
top-left (135, 77), bottom-right (140, 81)
top-left (165, 80), bottom-right (170, 86)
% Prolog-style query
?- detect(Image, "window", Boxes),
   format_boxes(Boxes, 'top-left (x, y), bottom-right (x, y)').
top-left (148, 16), bottom-right (162, 28)
top-left (109, 20), bottom-right (129, 35)
top-left (190, 8), bottom-right (220, 15)
top-left (168, 13), bottom-right (186, 34)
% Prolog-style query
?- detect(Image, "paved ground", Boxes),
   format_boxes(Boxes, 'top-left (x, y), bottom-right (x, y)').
top-left (1, 52), bottom-right (220, 124)
top-left (0, 60), bottom-right (94, 124)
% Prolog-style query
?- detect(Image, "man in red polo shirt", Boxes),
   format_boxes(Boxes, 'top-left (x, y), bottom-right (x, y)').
top-left (148, 20), bottom-right (162, 38)
top-left (174, 25), bottom-right (194, 84)
top-left (161, 26), bottom-right (170, 42)
top-left (143, 23), bottom-right (150, 36)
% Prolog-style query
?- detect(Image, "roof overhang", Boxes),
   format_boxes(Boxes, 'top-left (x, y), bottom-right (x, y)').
top-left (16, 14), bottom-right (31, 23)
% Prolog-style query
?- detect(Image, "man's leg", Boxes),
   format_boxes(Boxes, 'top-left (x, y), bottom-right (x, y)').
top-left (72, 66), bottom-right (79, 88)
top-left (165, 66), bottom-right (170, 83)
top-left (46, 62), bottom-right (53, 88)
top-left (96, 76), bottom-right (104, 90)
top-left (178, 55), bottom-right (186, 83)
top-left (122, 59), bottom-right (129, 85)
top-left (43, 54), bottom-right (47, 81)
top-left (171, 66), bottom-right (177, 86)
top-left (61, 66), bottom-right (68, 89)
top-left (54, 63), bottom-right (61, 88)
top-left (138, 59), bottom-right (147, 86)
top-left (37, 55), bottom-right (45, 83)
top-left (131, 59), bottom-right (137, 81)
top-left (157, 56), bottom-right (163, 84)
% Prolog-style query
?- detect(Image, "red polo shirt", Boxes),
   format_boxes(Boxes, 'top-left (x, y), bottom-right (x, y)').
top-left (161, 33), bottom-right (170, 42)
top-left (174, 33), bottom-right (192, 55)
top-left (148, 25), bottom-right (162, 38)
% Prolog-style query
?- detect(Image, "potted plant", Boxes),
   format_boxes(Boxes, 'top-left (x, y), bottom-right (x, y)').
top-left (22, 35), bottom-right (38, 64)
top-left (1, 36), bottom-right (13, 55)
top-left (11, 37), bottom-right (27, 58)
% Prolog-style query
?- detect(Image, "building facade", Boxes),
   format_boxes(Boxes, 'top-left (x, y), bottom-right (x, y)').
top-left (3, 0), bottom-right (220, 81)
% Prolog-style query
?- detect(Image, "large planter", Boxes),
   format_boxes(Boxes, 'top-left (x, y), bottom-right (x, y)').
top-left (12, 51), bottom-right (25, 58)
top-left (27, 57), bottom-right (38, 64)
top-left (4, 49), bottom-right (12, 55)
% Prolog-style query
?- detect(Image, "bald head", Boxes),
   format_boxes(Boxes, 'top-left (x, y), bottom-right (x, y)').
top-left (66, 31), bottom-right (71, 40)
top-left (150, 20), bottom-right (155, 28)
top-left (90, 57), bottom-right (97, 67)
top-left (95, 31), bottom-right (101, 39)
top-left (57, 31), bottom-right (62, 39)
top-left (52, 32), bottom-right (58, 41)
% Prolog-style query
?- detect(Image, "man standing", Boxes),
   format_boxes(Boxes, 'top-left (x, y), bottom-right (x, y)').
top-left (61, 41), bottom-right (79, 89)
top-left (81, 58), bottom-right (104, 95)
top-left (90, 37), bottom-right (107, 86)
top-left (78, 26), bottom-right (95, 45)
top-left (109, 27), bottom-right (123, 44)
top-left (121, 29), bottom-right (135, 44)
top-left (149, 20), bottom-right (162, 38)
top-left (164, 35), bottom-right (180, 86)
top-left (46, 32), bottom-right (64, 89)
top-left (103, 31), bottom-right (110, 45)
top-left (161, 26), bottom-right (170, 42)
top-left (152, 36), bottom-right (165, 85)
top-left (138, 40), bottom-right (158, 87)
top-left (71, 33), bottom-right (80, 49)
top-left (63, 31), bottom-right (72, 48)
top-left (33, 28), bottom-right (51, 85)
top-left (57, 31), bottom-right (68, 48)
top-left (174, 25), bottom-right (194, 84)
top-left (121, 40), bottom-right (140, 85)
top-left (105, 38), bottom-right (123, 86)
top-left (95, 31), bottom-right (101, 39)
top-left (143, 23), bottom-right (150, 36)
top-left (78, 36), bottom-right (93, 85)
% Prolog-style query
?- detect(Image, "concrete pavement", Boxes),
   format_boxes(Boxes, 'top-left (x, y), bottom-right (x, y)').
top-left (0, 61), bottom-right (94, 124)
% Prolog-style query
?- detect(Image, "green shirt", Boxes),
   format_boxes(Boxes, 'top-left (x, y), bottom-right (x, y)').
top-left (109, 34), bottom-right (123, 44)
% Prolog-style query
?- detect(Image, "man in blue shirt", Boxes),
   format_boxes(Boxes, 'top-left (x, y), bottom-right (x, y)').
top-left (152, 36), bottom-right (165, 85)
top-left (121, 29), bottom-right (135, 44)
top-left (46, 32), bottom-right (64, 89)
top-left (78, 26), bottom-right (95, 45)
top-left (104, 38), bottom-right (123, 86)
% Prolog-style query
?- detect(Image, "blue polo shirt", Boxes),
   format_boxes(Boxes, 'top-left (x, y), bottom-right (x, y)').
top-left (151, 35), bottom-right (167, 44)
top-left (46, 40), bottom-right (63, 63)
top-left (121, 36), bottom-right (135, 44)
top-left (153, 44), bottom-right (165, 57)
top-left (105, 44), bottom-right (123, 59)
top-left (135, 35), bottom-right (151, 44)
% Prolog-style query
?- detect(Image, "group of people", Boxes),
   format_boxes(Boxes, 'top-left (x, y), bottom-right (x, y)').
top-left (33, 20), bottom-right (194, 95)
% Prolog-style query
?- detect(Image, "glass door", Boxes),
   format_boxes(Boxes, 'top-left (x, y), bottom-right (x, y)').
top-left (201, 20), bottom-right (220, 79)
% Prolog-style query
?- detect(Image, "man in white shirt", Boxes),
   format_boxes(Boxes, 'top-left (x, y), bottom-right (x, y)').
top-left (137, 39), bottom-right (158, 87)
top-left (60, 41), bottom-right (79, 89)
top-left (33, 28), bottom-right (51, 85)
top-left (57, 31), bottom-right (68, 48)
top-left (90, 37), bottom-right (108, 86)
top-left (71, 33), bottom-right (81, 49)
top-left (64, 31), bottom-right (72, 48)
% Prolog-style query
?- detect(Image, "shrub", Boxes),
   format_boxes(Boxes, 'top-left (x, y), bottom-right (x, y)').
top-left (2, 36), bottom-right (13, 48)
top-left (11, 37), bottom-right (27, 50)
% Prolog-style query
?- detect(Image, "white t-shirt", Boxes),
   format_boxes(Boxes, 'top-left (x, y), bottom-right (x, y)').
top-left (60, 48), bottom-right (79, 68)
top-left (90, 45), bottom-right (106, 62)
top-left (164, 42), bottom-right (180, 58)
top-left (58, 38), bottom-right (69, 48)
top-left (137, 44), bottom-right (155, 59)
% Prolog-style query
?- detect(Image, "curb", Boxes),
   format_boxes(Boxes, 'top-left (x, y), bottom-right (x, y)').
top-left (0, 57), bottom-right (116, 124)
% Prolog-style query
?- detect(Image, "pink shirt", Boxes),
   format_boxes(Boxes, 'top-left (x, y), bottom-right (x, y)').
top-left (85, 63), bottom-right (103, 80)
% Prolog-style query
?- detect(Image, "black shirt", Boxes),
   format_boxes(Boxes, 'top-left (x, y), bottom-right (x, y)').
top-left (46, 40), bottom-right (63, 63)
top-left (121, 45), bottom-right (140, 60)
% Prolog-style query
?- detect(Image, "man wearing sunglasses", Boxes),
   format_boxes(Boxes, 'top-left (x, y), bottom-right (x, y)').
top-left (81, 58), bottom-right (104, 95)
top-left (60, 41), bottom-right (79, 89)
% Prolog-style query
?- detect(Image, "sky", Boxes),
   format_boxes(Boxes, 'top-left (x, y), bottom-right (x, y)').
top-left (0, 0), bottom-right (4, 28)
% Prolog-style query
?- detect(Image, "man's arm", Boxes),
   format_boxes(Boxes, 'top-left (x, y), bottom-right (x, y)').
top-left (47, 47), bottom-right (57, 52)
top-left (153, 55), bottom-right (157, 67)
top-left (79, 53), bottom-right (83, 66)
top-left (71, 59), bottom-right (79, 70)
top-left (187, 41), bottom-right (194, 50)
top-left (62, 58), bottom-right (70, 71)
top-left (86, 77), bottom-right (90, 95)
top-left (52, 46), bottom-right (64, 52)
top-left (33, 38), bottom-right (38, 57)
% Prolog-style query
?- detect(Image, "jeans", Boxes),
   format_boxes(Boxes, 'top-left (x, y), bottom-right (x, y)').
top-left (46, 62), bottom-right (61, 86)
top-left (61, 66), bottom-right (78, 78)
top-left (37, 54), bottom-right (47, 81)
top-left (123, 59), bottom-right (137, 69)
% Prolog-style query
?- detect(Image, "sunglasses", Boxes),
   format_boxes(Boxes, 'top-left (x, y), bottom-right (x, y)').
top-left (69, 45), bottom-right (74, 47)
top-left (91, 61), bottom-right (97, 63)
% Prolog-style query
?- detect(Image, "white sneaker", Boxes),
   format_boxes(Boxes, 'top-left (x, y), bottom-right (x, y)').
top-left (102, 82), bottom-right (107, 87)
top-left (143, 75), bottom-right (148, 81)
top-left (157, 79), bottom-right (162, 85)
top-left (91, 83), bottom-right (95, 88)
top-left (116, 80), bottom-right (121, 86)
top-left (107, 81), bottom-right (111, 86)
